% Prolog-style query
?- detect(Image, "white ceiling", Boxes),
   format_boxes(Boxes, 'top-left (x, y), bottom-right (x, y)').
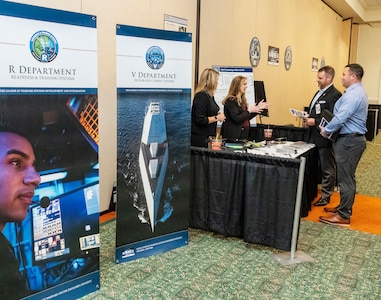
top-left (323, 0), bottom-right (381, 26)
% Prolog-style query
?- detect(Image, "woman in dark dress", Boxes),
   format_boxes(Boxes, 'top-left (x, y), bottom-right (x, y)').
top-left (191, 68), bottom-right (226, 147)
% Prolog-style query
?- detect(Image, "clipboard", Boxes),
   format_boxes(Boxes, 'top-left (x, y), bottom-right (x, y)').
top-left (319, 109), bottom-right (338, 142)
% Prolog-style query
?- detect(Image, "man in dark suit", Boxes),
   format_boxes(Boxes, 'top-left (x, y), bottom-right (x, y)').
top-left (305, 66), bottom-right (342, 206)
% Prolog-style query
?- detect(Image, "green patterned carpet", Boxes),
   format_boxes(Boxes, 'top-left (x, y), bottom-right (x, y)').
top-left (80, 134), bottom-right (381, 299)
top-left (356, 134), bottom-right (381, 198)
top-left (82, 220), bottom-right (381, 299)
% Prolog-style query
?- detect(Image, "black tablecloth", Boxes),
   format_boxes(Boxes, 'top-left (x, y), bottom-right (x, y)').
top-left (190, 145), bottom-right (317, 251)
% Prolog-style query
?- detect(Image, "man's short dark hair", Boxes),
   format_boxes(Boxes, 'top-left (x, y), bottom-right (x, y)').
top-left (346, 63), bottom-right (364, 80)
top-left (0, 122), bottom-right (32, 145)
top-left (318, 65), bottom-right (335, 79)
top-left (0, 123), bottom-right (23, 136)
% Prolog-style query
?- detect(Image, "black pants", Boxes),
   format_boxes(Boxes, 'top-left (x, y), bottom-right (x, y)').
top-left (317, 147), bottom-right (336, 199)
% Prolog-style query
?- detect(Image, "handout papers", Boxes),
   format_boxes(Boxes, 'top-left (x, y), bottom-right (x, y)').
top-left (319, 109), bottom-right (338, 142)
top-left (290, 108), bottom-right (308, 118)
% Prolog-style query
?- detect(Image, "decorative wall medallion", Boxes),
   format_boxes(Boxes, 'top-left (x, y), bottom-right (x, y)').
top-left (284, 46), bottom-right (292, 70)
top-left (249, 37), bottom-right (261, 68)
top-left (320, 56), bottom-right (326, 68)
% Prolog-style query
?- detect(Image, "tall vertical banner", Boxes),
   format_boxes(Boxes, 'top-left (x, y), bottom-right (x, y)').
top-left (0, 2), bottom-right (100, 299)
top-left (115, 25), bottom-right (192, 263)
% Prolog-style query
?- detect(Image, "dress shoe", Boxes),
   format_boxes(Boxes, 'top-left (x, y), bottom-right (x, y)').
top-left (319, 213), bottom-right (350, 226)
top-left (314, 197), bottom-right (330, 206)
top-left (324, 207), bottom-right (337, 214)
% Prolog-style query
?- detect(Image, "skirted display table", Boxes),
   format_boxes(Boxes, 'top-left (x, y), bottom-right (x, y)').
top-left (190, 141), bottom-right (318, 251)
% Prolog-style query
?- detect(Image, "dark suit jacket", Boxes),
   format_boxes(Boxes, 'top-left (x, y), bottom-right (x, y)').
top-left (191, 91), bottom-right (220, 137)
top-left (307, 85), bottom-right (342, 147)
top-left (221, 98), bottom-right (257, 141)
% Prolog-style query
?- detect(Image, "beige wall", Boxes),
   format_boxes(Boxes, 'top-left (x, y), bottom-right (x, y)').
top-left (199, 0), bottom-right (348, 126)
top-left (357, 24), bottom-right (381, 104)
top-left (7, 0), bottom-right (366, 212)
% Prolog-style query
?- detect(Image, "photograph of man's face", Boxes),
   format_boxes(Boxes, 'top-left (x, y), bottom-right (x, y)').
top-left (0, 132), bottom-right (41, 227)
top-left (0, 94), bottom-right (99, 298)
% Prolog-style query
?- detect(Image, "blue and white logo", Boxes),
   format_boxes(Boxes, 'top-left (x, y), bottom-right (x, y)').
top-left (146, 46), bottom-right (164, 70)
top-left (121, 248), bottom-right (135, 258)
top-left (30, 31), bottom-right (59, 63)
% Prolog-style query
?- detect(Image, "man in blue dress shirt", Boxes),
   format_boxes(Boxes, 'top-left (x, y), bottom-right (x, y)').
top-left (319, 63), bottom-right (368, 226)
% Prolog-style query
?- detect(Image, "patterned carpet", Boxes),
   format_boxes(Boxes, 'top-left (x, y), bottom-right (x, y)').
top-left (81, 220), bottom-right (381, 299)
top-left (356, 134), bottom-right (381, 198)
top-left (80, 134), bottom-right (381, 299)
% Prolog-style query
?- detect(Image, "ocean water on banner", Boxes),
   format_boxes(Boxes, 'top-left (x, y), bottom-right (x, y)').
top-left (116, 91), bottom-right (191, 246)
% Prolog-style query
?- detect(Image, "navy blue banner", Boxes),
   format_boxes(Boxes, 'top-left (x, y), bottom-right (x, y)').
top-left (117, 24), bottom-right (192, 42)
top-left (0, 1), bottom-right (96, 28)
top-left (25, 271), bottom-right (100, 300)
top-left (0, 3), bottom-right (99, 299)
top-left (116, 25), bottom-right (191, 263)
top-left (214, 66), bottom-right (253, 73)
top-left (116, 231), bottom-right (188, 263)
top-left (117, 87), bottom-right (190, 93)
top-left (0, 88), bottom-right (97, 95)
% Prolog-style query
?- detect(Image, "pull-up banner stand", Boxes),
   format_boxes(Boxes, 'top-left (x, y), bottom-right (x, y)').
top-left (0, 2), bottom-right (100, 299)
top-left (212, 66), bottom-right (258, 125)
top-left (115, 25), bottom-right (192, 263)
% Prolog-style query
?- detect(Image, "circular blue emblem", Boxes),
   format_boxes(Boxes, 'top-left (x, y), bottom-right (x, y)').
top-left (146, 46), bottom-right (164, 69)
top-left (30, 31), bottom-right (59, 63)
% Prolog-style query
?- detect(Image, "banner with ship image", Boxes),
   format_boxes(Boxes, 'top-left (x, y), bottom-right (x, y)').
top-left (115, 25), bottom-right (192, 263)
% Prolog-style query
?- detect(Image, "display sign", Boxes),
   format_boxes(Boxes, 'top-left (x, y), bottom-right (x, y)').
top-left (0, 2), bottom-right (99, 299)
top-left (268, 46), bottom-right (279, 66)
top-left (164, 14), bottom-right (188, 32)
top-left (115, 25), bottom-right (191, 263)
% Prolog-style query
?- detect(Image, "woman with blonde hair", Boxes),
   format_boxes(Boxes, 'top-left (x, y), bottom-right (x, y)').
top-left (221, 76), bottom-right (267, 141)
top-left (191, 68), bottom-right (226, 147)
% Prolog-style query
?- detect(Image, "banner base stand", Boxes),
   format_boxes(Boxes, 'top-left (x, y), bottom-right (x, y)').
top-left (272, 250), bottom-right (314, 265)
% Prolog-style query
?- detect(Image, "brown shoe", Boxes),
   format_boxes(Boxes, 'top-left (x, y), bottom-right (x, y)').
top-left (319, 214), bottom-right (350, 226)
top-left (324, 207), bottom-right (337, 214)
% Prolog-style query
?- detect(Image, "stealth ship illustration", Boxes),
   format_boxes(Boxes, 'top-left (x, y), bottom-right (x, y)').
top-left (139, 102), bottom-right (168, 232)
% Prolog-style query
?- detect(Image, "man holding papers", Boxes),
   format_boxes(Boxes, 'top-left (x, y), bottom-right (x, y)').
top-left (319, 64), bottom-right (368, 226)
top-left (305, 66), bottom-right (341, 206)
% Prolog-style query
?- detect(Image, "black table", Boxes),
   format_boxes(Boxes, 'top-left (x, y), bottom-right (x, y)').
top-left (366, 108), bottom-right (379, 141)
top-left (189, 145), bottom-right (318, 251)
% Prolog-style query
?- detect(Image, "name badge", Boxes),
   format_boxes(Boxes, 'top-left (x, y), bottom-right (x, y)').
top-left (316, 103), bottom-right (321, 114)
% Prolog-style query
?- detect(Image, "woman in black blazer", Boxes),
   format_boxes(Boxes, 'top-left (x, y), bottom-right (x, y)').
top-left (191, 68), bottom-right (226, 147)
top-left (221, 76), bottom-right (267, 141)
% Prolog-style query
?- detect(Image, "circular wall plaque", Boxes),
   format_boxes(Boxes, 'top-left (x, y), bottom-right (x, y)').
top-left (284, 46), bottom-right (292, 70)
top-left (321, 56), bottom-right (326, 68)
top-left (249, 37), bottom-right (261, 68)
